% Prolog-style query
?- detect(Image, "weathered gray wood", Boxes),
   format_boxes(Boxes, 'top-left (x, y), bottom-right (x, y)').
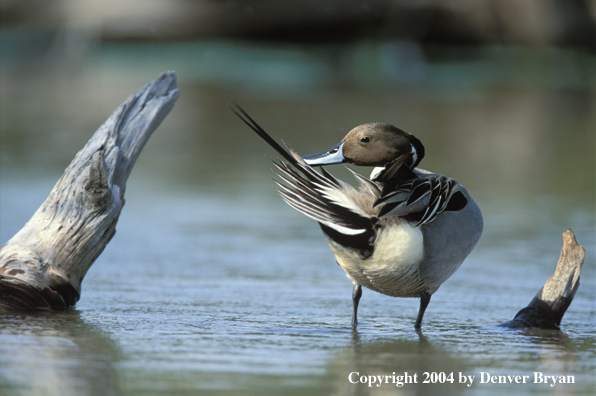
top-left (0, 71), bottom-right (179, 310)
top-left (500, 229), bottom-right (585, 330)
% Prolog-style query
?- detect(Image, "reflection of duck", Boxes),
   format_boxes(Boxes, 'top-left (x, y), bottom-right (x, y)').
top-left (331, 335), bottom-right (469, 396)
top-left (234, 106), bottom-right (483, 330)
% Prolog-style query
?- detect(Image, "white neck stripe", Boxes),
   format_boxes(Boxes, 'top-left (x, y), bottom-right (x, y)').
top-left (411, 144), bottom-right (418, 166)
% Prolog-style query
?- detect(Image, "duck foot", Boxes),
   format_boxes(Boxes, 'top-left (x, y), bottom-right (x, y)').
top-left (414, 292), bottom-right (431, 329)
top-left (351, 284), bottom-right (362, 330)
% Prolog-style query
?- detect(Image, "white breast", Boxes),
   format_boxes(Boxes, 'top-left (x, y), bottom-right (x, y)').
top-left (328, 218), bottom-right (426, 298)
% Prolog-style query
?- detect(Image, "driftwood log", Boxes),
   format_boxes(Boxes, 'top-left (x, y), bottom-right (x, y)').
top-left (499, 229), bottom-right (585, 330)
top-left (0, 71), bottom-right (179, 310)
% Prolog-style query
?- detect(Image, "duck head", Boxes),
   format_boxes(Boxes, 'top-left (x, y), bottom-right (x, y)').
top-left (303, 123), bottom-right (425, 169)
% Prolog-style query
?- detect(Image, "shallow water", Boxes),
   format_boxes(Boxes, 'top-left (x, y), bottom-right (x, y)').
top-left (0, 41), bottom-right (595, 395)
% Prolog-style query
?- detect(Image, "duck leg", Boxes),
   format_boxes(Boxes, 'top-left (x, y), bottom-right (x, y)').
top-left (414, 292), bottom-right (431, 330)
top-left (351, 284), bottom-right (362, 330)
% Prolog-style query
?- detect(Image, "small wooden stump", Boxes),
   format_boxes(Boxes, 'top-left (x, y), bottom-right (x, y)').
top-left (0, 72), bottom-right (179, 310)
top-left (500, 229), bottom-right (585, 330)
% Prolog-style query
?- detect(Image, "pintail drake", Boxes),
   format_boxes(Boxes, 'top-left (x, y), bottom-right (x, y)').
top-left (233, 105), bottom-right (483, 330)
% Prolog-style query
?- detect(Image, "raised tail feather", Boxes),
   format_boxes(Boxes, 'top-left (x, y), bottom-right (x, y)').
top-left (232, 103), bottom-right (375, 237)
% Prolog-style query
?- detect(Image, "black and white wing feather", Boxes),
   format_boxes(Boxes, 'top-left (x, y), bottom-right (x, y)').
top-left (232, 103), bottom-right (375, 239)
top-left (373, 176), bottom-right (468, 226)
top-left (273, 157), bottom-right (375, 236)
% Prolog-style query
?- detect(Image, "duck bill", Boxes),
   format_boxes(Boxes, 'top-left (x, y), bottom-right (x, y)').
top-left (302, 143), bottom-right (345, 166)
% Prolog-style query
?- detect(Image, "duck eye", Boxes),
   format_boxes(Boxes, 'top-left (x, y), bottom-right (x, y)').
top-left (360, 137), bottom-right (370, 143)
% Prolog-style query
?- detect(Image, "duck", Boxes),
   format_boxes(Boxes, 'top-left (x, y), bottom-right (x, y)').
top-left (232, 105), bottom-right (483, 330)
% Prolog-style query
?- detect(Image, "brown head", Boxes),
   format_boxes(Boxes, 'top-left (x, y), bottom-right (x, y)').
top-left (303, 123), bottom-right (425, 169)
